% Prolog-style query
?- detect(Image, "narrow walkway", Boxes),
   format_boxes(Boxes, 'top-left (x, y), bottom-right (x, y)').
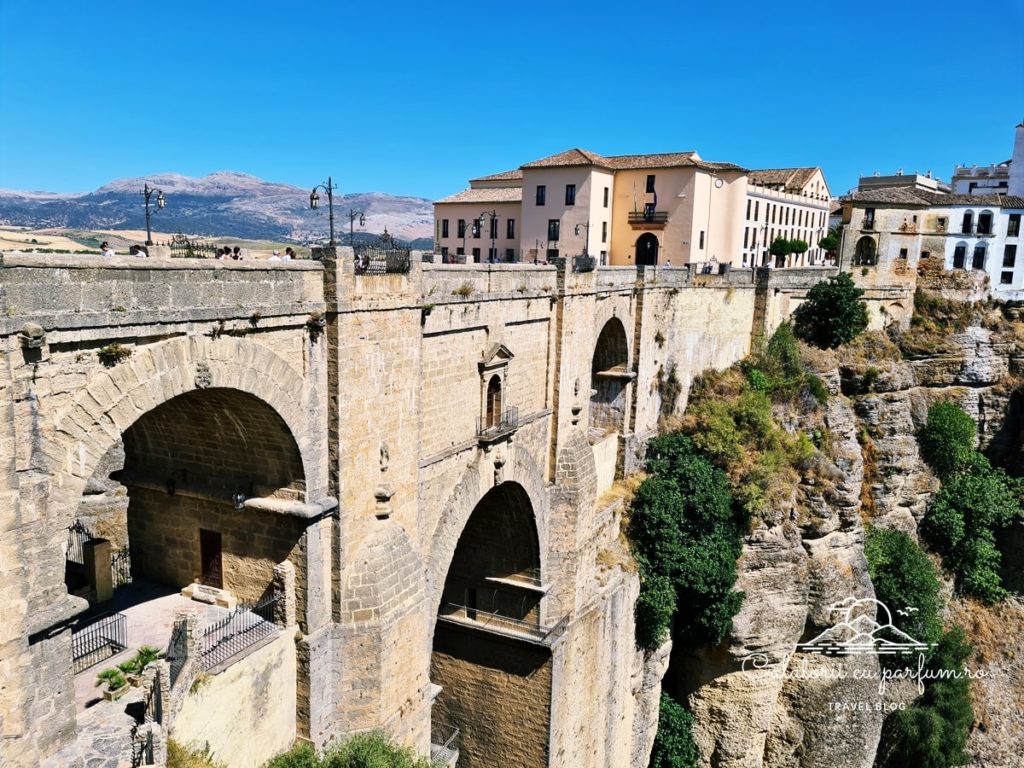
top-left (42, 686), bottom-right (144, 768)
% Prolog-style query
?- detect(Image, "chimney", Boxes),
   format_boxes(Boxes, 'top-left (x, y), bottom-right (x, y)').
top-left (1010, 121), bottom-right (1024, 196)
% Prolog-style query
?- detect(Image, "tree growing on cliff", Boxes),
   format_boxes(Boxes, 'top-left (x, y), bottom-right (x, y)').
top-left (792, 271), bottom-right (869, 348)
top-left (649, 693), bottom-right (700, 768)
top-left (919, 402), bottom-right (976, 478)
top-left (628, 433), bottom-right (745, 649)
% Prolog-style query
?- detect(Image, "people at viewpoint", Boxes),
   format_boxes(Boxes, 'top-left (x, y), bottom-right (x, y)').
top-left (100, 241), bottom-right (115, 257)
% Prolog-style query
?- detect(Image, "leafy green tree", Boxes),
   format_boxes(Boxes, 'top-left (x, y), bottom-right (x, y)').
top-left (649, 693), bottom-right (700, 768)
top-left (923, 459), bottom-right (1022, 603)
top-left (792, 271), bottom-right (869, 348)
top-left (864, 527), bottom-right (943, 651)
top-left (882, 628), bottom-right (974, 768)
top-left (629, 434), bottom-right (745, 648)
top-left (769, 237), bottom-right (791, 264)
top-left (919, 403), bottom-right (976, 478)
top-left (790, 239), bottom-right (809, 262)
top-left (818, 225), bottom-right (842, 255)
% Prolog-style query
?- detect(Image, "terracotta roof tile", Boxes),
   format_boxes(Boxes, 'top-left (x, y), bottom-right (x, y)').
top-left (749, 167), bottom-right (820, 192)
top-left (469, 169), bottom-right (523, 183)
top-left (435, 187), bottom-right (523, 204)
top-left (521, 148), bottom-right (612, 169)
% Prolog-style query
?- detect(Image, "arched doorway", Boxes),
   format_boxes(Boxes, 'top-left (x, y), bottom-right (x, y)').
top-left (854, 236), bottom-right (876, 265)
top-left (431, 482), bottom-right (551, 768)
top-left (636, 233), bottom-right (659, 266)
top-left (590, 318), bottom-right (630, 435)
top-left (485, 375), bottom-right (502, 430)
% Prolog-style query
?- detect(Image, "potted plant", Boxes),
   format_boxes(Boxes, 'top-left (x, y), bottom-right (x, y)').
top-left (118, 646), bottom-right (165, 686)
top-left (96, 668), bottom-right (129, 701)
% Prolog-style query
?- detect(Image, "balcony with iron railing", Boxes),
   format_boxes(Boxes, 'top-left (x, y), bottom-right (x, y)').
top-left (438, 602), bottom-right (568, 646)
top-left (628, 210), bottom-right (669, 228)
top-left (476, 406), bottom-right (519, 445)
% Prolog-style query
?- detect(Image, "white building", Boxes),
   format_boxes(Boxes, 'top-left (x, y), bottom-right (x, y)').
top-left (743, 167), bottom-right (832, 267)
top-left (951, 121), bottom-right (1024, 197)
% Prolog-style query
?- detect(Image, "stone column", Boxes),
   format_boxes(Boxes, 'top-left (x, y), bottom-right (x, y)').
top-left (83, 538), bottom-right (113, 603)
top-left (273, 560), bottom-right (297, 628)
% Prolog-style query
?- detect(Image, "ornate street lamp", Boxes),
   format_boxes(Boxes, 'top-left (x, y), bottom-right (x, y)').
top-left (142, 183), bottom-right (165, 246)
top-left (309, 177), bottom-right (338, 246)
top-left (347, 208), bottom-right (366, 247)
top-left (479, 209), bottom-right (498, 262)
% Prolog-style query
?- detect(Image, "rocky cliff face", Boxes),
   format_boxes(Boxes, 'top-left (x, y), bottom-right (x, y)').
top-left (676, 299), bottom-right (1024, 768)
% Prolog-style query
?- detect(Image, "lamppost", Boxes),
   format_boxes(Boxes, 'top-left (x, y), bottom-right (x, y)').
top-left (479, 209), bottom-right (498, 262)
top-left (141, 183), bottom-right (165, 246)
top-left (347, 208), bottom-right (366, 247)
top-left (574, 221), bottom-right (591, 257)
top-left (309, 177), bottom-right (338, 246)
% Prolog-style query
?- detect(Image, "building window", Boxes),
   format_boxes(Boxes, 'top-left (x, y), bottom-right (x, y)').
top-left (506, 218), bottom-right (515, 239)
top-left (599, 250), bottom-right (607, 264)
top-left (699, 230), bottom-right (705, 249)
top-left (546, 248), bottom-right (559, 260)
top-left (472, 247), bottom-right (481, 262)
top-left (1001, 272), bottom-right (1014, 285)
top-left (953, 244), bottom-right (966, 269)
top-left (565, 184), bottom-right (576, 205)
top-left (536, 185), bottom-right (546, 205)
top-left (1004, 244), bottom-right (1018, 268)
top-left (922, 251), bottom-right (930, 259)
top-left (441, 246), bottom-right (449, 258)
top-left (754, 201), bottom-right (759, 220)
top-left (1008, 214), bottom-right (1021, 237)
top-left (490, 217), bottom-right (498, 239)
top-left (962, 211), bottom-right (973, 234)
top-left (441, 219), bottom-right (449, 238)
top-left (601, 221), bottom-right (608, 243)
top-left (899, 248), bottom-right (908, 259)
top-left (746, 199), bottom-right (751, 220)
top-left (864, 208), bottom-right (875, 228)
top-left (488, 247), bottom-right (497, 262)
top-left (548, 219), bottom-right (560, 241)
top-left (977, 211), bottom-right (993, 235)
top-left (457, 219), bottom-right (466, 238)
top-left (505, 248), bottom-right (515, 261)
top-left (972, 244), bottom-right (986, 270)
top-left (473, 219), bottom-right (481, 238)
top-left (457, 246), bottom-right (465, 256)
top-left (646, 174), bottom-right (656, 193)
top-left (744, 227), bottom-right (749, 248)
top-left (603, 187), bottom-right (609, 207)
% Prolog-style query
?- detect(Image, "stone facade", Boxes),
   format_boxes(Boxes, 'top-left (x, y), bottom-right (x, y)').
top-left (0, 250), bottom-right (885, 767)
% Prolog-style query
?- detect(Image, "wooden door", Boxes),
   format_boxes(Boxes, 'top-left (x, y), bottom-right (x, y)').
top-left (199, 529), bottom-right (223, 589)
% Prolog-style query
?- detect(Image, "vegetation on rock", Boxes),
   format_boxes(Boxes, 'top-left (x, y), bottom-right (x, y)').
top-left (628, 433), bottom-right (745, 650)
top-left (168, 740), bottom-right (227, 768)
top-left (263, 732), bottom-right (431, 768)
top-left (649, 692), bottom-right (700, 768)
top-left (919, 402), bottom-right (977, 478)
top-left (792, 272), bottom-right (869, 348)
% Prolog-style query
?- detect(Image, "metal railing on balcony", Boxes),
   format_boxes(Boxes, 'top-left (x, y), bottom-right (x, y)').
top-left (476, 406), bottom-right (519, 441)
top-left (354, 243), bottom-right (412, 275)
top-left (439, 602), bottom-right (568, 645)
top-left (628, 211), bottom-right (669, 225)
top-left (862, 220), bottom-right (876, 231)
top-left (200, 593), bottom-right (279, 669)
top-left (430, 724), bottom-right (460, 766)
top-left (66, 520), bottom-right (93, 565)
top-left (572, 255), bottom-right (596, 272)
top-left (71, 612), bottom-right (128, 674)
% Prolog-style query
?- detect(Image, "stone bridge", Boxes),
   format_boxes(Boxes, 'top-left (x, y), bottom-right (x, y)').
top-left (0, 250), bottom-right (895, 767)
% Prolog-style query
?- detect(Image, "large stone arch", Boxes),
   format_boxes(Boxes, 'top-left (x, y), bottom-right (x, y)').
top-left (426, 443), bottom-right (550, 633)
top-left (43, 334), bottom-right (321, 529)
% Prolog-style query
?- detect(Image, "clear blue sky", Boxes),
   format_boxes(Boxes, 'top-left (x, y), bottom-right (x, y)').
top-left (1, 0), bottom-right (1022, 199)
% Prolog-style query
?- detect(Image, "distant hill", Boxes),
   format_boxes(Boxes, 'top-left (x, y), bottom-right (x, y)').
top-left (0, 171), bottom-right (435, 245)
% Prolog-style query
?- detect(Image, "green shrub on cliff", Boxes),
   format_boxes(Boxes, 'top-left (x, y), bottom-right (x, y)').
top-left (923, 454), bottom-right (1022, 603)
top-left (864, 527), bottom-right (943, 651)
top-left (649, 693), bottom-right (700, 768)
top-left (792, 271), bottom-right (869, 348)
top-left (919, 402), bottom-right (977, 478)
top-left (628, 433), bottom-right (745, 649)
top-left (881, 628), bottom-right (974, 768)
top-left (263, 732), bottom-right (430, 768)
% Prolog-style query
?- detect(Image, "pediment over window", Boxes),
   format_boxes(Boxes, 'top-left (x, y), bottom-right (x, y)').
top-left (479, 343), bottom-right (514, 374)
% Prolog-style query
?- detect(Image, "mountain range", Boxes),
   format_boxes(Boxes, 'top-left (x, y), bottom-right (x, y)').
top-left (0, 171), bottom-right (436, 246)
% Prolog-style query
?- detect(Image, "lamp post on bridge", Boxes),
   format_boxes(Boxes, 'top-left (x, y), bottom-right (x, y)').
top-left (574, 221), bottom-right (591, 258)
top-left (141, 183), bottom-right (165, 247)
top-left (478, 209), bottom-right (498, 262)
top-left (347, 208), bottom-right (366, 247)
top-left (309, 177), bottom-right (338, 246)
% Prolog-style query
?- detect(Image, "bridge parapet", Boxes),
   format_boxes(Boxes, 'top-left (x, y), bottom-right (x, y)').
top-left (0, 253), bottom-right (324, 332)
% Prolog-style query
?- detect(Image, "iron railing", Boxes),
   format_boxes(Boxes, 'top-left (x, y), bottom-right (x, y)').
top-left (71, 612), bottom-right (128, 674)
top-left (66, 520), bottom-right (93, 565)
top-left (430, 723), bottom-right (460, 766)
top-left (164, 234), bottom-right (220, 259)
top-left (439, 602), bottom-right (567, 644)
top-left (354, 243), bottom-right (412, 275)
top-left (200, 593), bottom-right (279, 669)
top-left (628, 211), bottom-right (668, 225)
top-left (131, 726), bottom-right (154, 767)
top-left (476, 406), bottom-right (519, 440)
top-left (111, 546), bottom-right (132, 588)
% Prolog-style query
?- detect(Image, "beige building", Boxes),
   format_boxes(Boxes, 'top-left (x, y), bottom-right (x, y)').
top-left (435, 148), bottom-right (750, 267)
top-left (743, 167), bottom-right (833, 267)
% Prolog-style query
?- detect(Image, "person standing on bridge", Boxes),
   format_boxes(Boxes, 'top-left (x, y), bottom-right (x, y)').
top-left (100, 241), bottom-right (115, 257)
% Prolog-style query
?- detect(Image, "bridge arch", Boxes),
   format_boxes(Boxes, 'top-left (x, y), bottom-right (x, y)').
top-left (590, 316), bottom-right (631, 434)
